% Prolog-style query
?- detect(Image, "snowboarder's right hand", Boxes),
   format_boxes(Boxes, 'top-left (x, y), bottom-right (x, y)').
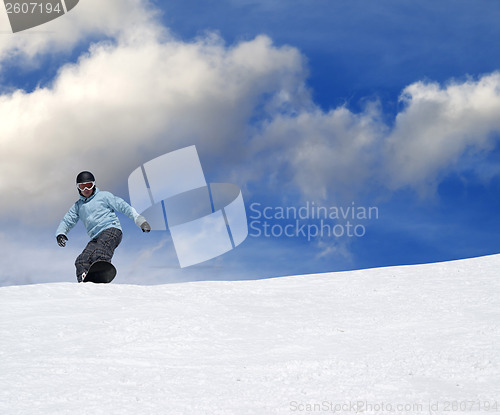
top-left (56, 234), bottom-right (68, 247)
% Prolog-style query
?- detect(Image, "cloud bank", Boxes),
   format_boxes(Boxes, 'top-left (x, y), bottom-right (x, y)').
top-left (1, 0), bottom-right (500, 230)
top-left (0, 30), bottom-right (306, 222)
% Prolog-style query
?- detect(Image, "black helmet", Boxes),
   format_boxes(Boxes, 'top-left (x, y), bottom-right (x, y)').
top-left (76, 171), bottom-right (95, 184)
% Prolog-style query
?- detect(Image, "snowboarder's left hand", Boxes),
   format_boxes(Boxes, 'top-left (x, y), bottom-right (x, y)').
top-left (141, 221), bottom-right (151, 233)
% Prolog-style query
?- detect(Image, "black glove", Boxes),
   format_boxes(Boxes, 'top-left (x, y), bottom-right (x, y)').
top-left (56, 234), bottom-right (68, 247)
top-left (141, 221), bottom-right (151, 233)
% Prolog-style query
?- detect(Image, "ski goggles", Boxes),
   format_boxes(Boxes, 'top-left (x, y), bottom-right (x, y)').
top-left (77, 181), bottom-right (95, 191)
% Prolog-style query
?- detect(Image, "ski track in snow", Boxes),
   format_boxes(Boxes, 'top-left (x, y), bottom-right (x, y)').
top-left (1, 255), bottom-right (499, 414)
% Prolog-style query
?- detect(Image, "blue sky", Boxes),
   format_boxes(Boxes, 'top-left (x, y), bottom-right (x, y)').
top-left (160, 0), bottom-right (500, 108)
top-left (2, 0), bottom-right (500, 285)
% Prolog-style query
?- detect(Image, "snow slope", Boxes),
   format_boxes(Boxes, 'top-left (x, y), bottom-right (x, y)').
top-left (1, 255), bottom-right (499, 415)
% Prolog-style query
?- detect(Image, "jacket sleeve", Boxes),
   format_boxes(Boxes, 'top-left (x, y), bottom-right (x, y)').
top-left (107, 193), bottom-right (147, 228)
top-left (55, 203), bottom-right (80, 236)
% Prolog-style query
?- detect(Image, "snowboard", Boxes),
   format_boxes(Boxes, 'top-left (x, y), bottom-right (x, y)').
top-left (83, 261), bottom-right (117, 284)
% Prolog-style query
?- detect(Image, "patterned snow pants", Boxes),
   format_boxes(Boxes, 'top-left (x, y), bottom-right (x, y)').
top-left (75, 227), bottom-right (122, 281)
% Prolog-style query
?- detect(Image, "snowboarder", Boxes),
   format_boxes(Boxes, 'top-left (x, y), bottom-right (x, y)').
top-left (56, 171), bottom-right (151, 282)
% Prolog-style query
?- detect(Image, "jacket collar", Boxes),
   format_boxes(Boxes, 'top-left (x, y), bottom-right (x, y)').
top-left (80, 187), bottom-right (99, 202)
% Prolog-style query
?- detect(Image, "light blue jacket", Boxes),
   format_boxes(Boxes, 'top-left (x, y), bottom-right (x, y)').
top-left (56, 188), bottom-right (146, 240)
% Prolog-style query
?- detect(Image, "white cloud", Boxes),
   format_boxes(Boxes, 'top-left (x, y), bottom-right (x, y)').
top-left (239, 73), bottom-right (500, 203)
top-left (385, 74), bottom-right (500, 192)
top-left (0, 26), bottom-right (306, 224)
top-left (244, 101), bottom-right (387, 203)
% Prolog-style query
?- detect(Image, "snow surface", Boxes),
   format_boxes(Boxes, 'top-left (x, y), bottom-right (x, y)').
top-left (1, 255), bottom-right (499, 415)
